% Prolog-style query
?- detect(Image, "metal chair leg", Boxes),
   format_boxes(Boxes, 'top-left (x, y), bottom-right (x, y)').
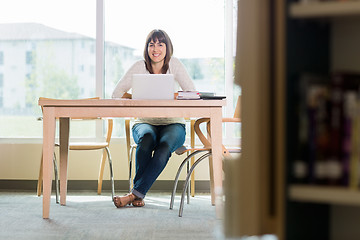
top-left (179, 152), bottom-right (212, 217)
top-left (169, 150), bottom-right (209, 210)
top-left (53, 152), bottom-right (59, 204)
top-left (105, 147), bottom-right (115, 200)
top-left (186, 159), bottom-right (190, 204)
top-left (129, 145), bottom-right (136, 192)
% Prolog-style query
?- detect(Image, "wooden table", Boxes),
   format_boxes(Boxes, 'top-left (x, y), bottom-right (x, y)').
top-left (39, 98), bottom-right (226, 218)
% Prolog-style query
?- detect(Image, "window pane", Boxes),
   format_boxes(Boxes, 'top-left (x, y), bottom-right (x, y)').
top-left (0, 0), bottom-right (96, 138)
top-left (104, 0), bottom-right (226, 137)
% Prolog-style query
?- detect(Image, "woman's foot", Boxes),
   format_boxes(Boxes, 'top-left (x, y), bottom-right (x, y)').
top-left (113, 193), bottom-right (136, 208)
top-left (132, 198), bottom-right (145, 207)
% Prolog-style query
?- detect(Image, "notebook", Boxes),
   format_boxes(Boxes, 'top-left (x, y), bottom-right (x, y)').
top-left (132, 74), bottom-right (175, 100)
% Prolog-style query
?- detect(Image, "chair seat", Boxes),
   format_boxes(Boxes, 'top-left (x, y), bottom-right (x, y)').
top-left (174, 145), bottom-right (210, 155)
top-left (55, 142), bottom-right (109, 150)
top-left (227, 147), bottom-right (241, 153)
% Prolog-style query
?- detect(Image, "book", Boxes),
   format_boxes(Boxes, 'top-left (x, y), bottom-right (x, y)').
top-left (177, 91), bottom-right (200, 100)
top-left (347, 91), bottom-right (359, 189)
top-left (293, 73), bottom-right (330, 184)
top-left (329, 72), bottom-right (360, 186)
top-left (177, 91), bottom-right (226, 100)
top-left (308, 83), bottom-right (331, 184)
top-left (340, 91), bottom-right (357, 186)
top-left (293, 72), bottom-right (360, 186)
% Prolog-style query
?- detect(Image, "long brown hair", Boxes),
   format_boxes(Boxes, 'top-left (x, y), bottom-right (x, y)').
top-left (143, 29), bottom-right (173, 74)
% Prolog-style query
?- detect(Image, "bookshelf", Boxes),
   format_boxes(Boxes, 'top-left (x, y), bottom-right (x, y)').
top-left (289, 184), bottom-right (360, 206)
top-left (230, 1), bottom-right (360, 239)
top-left (290, 1), bottom-right (360, 18)
top-left (285, 1), bottom-right (360, 239)
top-left (287, 0), bottom-right (360, 207)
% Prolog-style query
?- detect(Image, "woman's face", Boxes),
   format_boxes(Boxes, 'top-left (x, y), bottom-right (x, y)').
top-left (147, 39), bottom-right (167, 64)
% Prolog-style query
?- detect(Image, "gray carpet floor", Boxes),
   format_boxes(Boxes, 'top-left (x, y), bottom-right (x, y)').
top-left (0, 191), bottom-right (225, 240)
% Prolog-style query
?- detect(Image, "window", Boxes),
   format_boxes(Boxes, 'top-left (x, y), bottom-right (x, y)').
top-left (0, 0), bottom-right (96, 138)
top-left (0, 0), bottom-right (239, 142)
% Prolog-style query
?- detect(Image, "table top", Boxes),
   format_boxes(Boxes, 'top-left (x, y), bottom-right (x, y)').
top-left (38, 98), bottom-right (227, 107)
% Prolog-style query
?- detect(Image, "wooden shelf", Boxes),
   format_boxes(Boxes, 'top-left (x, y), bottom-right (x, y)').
top-left (290, 1), bottom-right (360, 18)
top-left (289, 184), bottom-right (360, 206)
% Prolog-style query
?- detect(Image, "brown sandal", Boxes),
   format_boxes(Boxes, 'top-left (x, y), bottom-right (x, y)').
top-left (113, 193), bottom-right (136, 208)
top-left (132, 198), bottom-right (145, 207)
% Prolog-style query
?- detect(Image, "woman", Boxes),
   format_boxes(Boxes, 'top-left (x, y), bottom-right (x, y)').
top-left (112, 29), bottom-right (196, 207)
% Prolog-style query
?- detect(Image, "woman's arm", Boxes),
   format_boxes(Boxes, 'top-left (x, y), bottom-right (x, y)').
top-left (111, 60), bottom-right (147, 98)
top-left (170, 57), bottom-right (196, 91)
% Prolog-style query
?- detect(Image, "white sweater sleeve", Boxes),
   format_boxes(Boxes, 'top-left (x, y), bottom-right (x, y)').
top-left (111, 60), bottom-right (147, 98)
top-left (169, 57), bottom-right (196, 91)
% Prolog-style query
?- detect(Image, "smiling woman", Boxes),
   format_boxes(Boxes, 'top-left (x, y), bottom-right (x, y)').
top-left (145, 30), bottom-right (171, 74)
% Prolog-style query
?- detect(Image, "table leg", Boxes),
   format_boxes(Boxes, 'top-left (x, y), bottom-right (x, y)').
top-left (210, 108), bottom-right (223, 218)
top-left (208, 155), bottom-right (215, 205)
top-left (59, 118), bottom-right (70, 206)
top-left (42, 107), bottom-right (56, 219)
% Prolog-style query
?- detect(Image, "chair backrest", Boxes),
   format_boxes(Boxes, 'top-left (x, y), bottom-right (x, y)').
top-left (196, 95), bottom-right (241, 157)
top-left (233, 95), bottom-right (241, 120)
top-left (194, 118), bottom-right (211, 148)
top-left (104, 118), bottom-right (114, 144)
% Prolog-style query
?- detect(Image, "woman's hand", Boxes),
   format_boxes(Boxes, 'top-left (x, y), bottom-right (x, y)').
top-left (121, 92), bottom-right (132, 99)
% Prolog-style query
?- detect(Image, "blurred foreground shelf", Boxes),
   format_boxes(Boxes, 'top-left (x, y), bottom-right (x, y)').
top-left (289, 184), bottom-right (360, 206)
top-left (290, 1), bottom-right (360, 18)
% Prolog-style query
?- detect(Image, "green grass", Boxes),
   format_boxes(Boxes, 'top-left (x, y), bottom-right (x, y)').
top-left (0, 116), bottom-right (100, 138)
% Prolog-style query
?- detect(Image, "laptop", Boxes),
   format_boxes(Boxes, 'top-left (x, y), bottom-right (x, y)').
top-left (132, 74), bottom-right (175, 100)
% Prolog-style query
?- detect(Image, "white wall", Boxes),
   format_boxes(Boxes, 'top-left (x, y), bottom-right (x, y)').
top-left (0, 141), bottom-right (211, 181)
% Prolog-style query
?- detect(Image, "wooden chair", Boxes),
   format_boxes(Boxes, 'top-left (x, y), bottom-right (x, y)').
top-left (172, 96), bottom-right (242, 216)
top-left (36, 97), bottom-right (115, 203)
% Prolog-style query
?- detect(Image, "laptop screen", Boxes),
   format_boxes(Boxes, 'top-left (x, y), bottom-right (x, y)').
top-left (132, 74), bottom-right (175, 100)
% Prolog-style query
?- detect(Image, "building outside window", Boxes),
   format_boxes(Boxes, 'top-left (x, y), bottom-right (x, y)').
top-left (0, 52), bottom-right (4, 65)
top-left (0, 74), bottom-right (3, 107)
top-left (25, 51), bottom-right (33, 65)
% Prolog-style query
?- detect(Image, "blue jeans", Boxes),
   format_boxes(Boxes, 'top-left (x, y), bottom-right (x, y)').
top-left (131, 123), bottom-right (186, 199)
